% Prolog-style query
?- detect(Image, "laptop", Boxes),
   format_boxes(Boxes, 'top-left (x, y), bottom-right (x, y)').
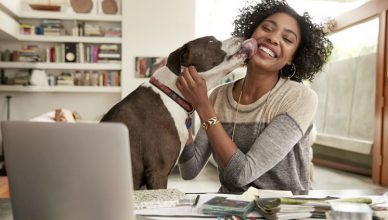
top-left (1, 121), bottom-right (141, 220)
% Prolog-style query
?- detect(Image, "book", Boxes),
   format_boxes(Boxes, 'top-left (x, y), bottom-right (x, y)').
top-left (201, 196), bottom-right (255, 216)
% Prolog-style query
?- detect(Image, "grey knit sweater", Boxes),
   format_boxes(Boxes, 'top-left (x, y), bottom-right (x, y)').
top-left (178, 77), bottom-right (317, 193)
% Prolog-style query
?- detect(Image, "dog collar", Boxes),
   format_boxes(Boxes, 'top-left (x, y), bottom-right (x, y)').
top-left (149, 77), bottom-right (195, 114)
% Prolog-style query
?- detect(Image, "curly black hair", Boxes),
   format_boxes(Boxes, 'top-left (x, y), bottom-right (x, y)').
top-left (232, 0), bottom-right (333, 82)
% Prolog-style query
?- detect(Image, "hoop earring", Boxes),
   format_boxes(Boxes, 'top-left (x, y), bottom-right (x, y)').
top-left (280, 63), bottom-right (296, 79)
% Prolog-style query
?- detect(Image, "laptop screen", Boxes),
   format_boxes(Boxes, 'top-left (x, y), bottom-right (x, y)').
top-left (2, 121), bottom-right (135, 220)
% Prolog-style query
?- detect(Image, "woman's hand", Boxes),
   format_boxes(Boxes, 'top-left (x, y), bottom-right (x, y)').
top-left (176, 66), bottom-right (211, 111)
top-left (177, 66), bottom-right (237, 166)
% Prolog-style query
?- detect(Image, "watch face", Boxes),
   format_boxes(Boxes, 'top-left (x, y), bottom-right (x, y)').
top-left (66, 52), bottom-right (75, 62)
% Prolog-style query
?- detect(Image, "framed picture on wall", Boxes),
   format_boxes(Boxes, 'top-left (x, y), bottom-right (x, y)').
top-left (135, 57), bottom-right (167, 78)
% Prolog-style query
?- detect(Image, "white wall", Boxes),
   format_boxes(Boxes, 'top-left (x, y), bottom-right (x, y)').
top-left (121, 0), bottom-right (196, 96)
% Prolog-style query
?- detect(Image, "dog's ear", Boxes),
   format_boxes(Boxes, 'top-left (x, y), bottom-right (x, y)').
top-left (166, 47), bottom-right (182, 76)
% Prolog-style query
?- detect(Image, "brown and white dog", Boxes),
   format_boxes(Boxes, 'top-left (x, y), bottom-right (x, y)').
top-left (101, 36), bottom-right (257, 189)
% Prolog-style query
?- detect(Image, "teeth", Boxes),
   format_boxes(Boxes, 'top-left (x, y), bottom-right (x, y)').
top-left (259, 46), bottom-right (275, 57)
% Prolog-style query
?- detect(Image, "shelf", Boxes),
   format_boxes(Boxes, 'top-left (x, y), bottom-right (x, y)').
top-left (0, 1), bottom-right (20, 19)
top-left (0, 27), bottom-right (17, 41)
top-left (17, 35), bottom-right (122, 43)
top-left (0, 2), bottom-right (122, 22)
top-left (19, 11), bottom-right (122, 22)
top-left (0, 85), bottom-right (121, 93)
top-left (0, 8), bottom-right (18, 40)
top-left (0, 62), bottom-right (121, 70)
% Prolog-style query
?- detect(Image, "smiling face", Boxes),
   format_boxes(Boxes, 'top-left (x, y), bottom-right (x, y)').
top-left (249, 12), bottom-right (301, 74)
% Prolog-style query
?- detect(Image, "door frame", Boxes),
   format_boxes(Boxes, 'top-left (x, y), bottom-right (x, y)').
top-left (331, 0), bottom-right (387, 185)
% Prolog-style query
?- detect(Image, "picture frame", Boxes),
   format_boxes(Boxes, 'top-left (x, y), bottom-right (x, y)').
top-left (135, 56), bottom-right (167, 78)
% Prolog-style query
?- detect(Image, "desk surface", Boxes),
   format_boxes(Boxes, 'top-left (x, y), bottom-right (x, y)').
top-left (1, 175), bottom-right (386, 199)
top-left (0, 176), bottom-right (387, 220)
top-left (0, 177), bottom-right (9, 199)
top-left (0, 177), bottom-right (11, 220)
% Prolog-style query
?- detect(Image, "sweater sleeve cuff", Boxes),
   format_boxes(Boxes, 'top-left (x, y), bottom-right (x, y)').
top-left (178, 155), bottom-right (197, 180)
top-left (222, 149), bottom-right (245, 184)
top-left (178, 143), bottom-right (196, 164)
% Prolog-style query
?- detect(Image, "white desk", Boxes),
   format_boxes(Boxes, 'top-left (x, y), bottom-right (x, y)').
top-left (1, 189), bottom-right (387, 220)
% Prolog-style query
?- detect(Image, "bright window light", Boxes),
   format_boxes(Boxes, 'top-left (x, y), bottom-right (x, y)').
top-left (195, 0), bottom-right (371, 39)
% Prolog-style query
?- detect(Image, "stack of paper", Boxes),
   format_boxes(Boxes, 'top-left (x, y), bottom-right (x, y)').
top-left (327, 202), bottom-right (373, 220)
top-left (242, 186), bottom-right (293, 200)
top-left (255, 196), bottom-right (372, 220)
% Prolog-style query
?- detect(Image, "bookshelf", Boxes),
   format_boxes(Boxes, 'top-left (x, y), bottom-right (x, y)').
top-left (0, 0), bottom-right (197, 122)
top-left (0, 61), bottom-right (121, 70)
top-left (0, 85), bottom-right (121, 93)
top-left (17, 35), bottom-right (122, 43)
top-left (0, 0), bottom-right (123, 121)
top-left (19, 11), bottom-right (122, 21)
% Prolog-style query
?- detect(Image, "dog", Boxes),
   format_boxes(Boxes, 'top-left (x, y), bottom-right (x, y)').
top-left (101, 36), bottom-right (257, 189)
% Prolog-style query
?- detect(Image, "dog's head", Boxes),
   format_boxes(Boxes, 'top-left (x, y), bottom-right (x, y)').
top-left (167, 36), bottom-right (256, 89)
top-left (167, 36), bottom-right (226, 74)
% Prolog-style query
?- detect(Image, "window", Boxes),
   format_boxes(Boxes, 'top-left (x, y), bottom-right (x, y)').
top-left (195, 0), bottom-right (372, 38)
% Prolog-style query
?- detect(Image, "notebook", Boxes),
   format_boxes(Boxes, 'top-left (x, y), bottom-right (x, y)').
top-left (1, 121), bottom-right (144, 220)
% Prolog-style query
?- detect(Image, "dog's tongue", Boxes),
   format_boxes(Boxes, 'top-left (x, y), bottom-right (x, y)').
top-left (242, 38), bottom-right (257, 58)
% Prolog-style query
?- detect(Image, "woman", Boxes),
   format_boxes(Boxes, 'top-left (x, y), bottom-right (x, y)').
top-left (176, 0), bottom-right (333, 193)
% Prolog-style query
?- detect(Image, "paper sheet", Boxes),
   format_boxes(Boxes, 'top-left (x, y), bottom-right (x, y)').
top-left (135, 193), bottom-right (263, 218)
top-left (241, 186), bottom-right (293, 200)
